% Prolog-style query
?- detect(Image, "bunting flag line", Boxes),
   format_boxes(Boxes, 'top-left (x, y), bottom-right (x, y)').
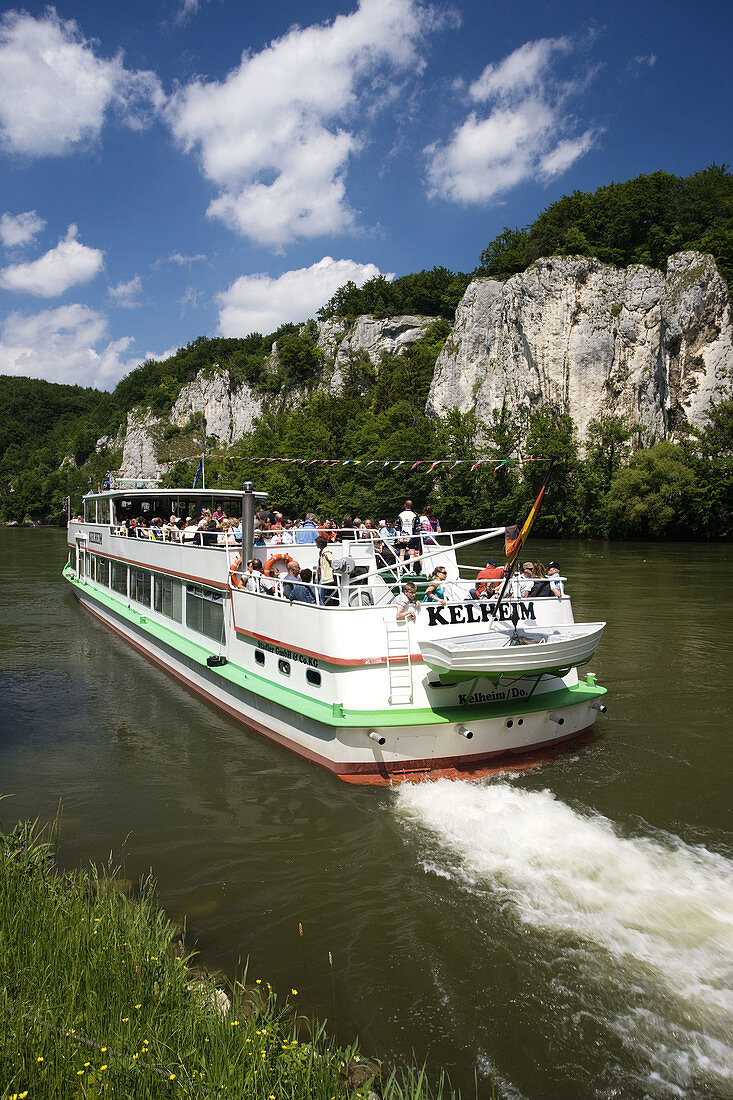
top-left (112, 453), bottom-right (552, 481)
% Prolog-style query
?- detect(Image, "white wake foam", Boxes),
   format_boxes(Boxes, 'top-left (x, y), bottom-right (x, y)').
top-left (395, 779), bottom-right (733, 1097)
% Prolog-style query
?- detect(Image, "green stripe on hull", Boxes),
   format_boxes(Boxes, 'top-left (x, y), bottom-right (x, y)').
top-left (65, 568), bottom-right (606, 728)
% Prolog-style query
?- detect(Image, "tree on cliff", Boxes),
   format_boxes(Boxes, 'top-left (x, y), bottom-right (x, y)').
top-left (476, 165), bottom-right (733, 290)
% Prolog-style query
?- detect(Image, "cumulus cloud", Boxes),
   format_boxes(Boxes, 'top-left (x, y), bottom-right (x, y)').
top-left (167, 0), bottom-right (431, 247)
top-left (217, 256), bottom-right (388, 337)
top-left (0, 210), bottom-right (46, 248)
top-left (0, 8), bottom-right (163, 157)
top-left (426, 36), bottom-right (597, 204)
top-left (0, 304), bottom-right (135, 388)
top-left (0, 225), bottom-right (104, 297)
top-left (108, 274), bottom-right (144, 308)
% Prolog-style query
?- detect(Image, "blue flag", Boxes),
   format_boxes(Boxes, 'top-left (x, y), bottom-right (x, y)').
top-left (193, 458), bottom-right (203, 488)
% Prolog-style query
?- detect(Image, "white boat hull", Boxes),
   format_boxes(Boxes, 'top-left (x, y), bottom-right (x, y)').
top-left (70, 580), bottom-right (606, 785)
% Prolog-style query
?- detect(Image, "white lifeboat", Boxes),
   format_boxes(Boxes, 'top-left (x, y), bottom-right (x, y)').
top-left (419, 622), bottom-right (606, 677)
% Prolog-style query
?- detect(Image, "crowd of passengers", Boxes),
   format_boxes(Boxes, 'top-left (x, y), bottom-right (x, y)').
top-left (79, 500), bottom-right (565, 610)
top-left (107, 499), bottom-right (443, 564)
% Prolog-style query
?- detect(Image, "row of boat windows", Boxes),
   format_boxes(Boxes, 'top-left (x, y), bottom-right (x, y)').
top-left (84, 553), bottom-right (223, 643)
top-left (83, 552), bottom-right (324, 686)
top-left (252, 647), bottom-right (322, 687)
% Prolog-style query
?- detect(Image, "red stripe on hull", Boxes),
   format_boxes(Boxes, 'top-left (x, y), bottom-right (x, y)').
top-left (75, 590), bottom-right (597, 787)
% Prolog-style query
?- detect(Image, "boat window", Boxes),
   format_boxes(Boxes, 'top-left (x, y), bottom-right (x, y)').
top-left (95, 555), bottom-right (109, 587)
top-left (130, 567), bottom-right (152, 607)
top-left (83, 498), bottom-right (96, 523)
top-left (110, 560), bottom-right (128, 597)
top-left (186, 584), bottom-right (224, 642)
top-left (254, 650), bottom-right (265, 666)
top-left (154, 574), bottom-right (182, 622)
top-left (98, 499), bottom-right (110, 525)
top-left (306, 669), bottom-right (321, 687)
top-left (278, 659), bottom-right (290, 676)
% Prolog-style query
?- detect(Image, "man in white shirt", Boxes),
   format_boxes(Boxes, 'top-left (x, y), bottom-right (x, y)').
top-left (547, 561), bottom-right (565, 598)
top-left (397, 499), bottom-right (421, 572)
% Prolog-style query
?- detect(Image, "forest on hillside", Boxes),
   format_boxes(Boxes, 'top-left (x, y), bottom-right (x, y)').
top-left (0, 166), bottom-right (731, 538)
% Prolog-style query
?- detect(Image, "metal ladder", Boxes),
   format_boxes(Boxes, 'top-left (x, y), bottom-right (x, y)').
top-left (385, 621), bottom-right (414, 705)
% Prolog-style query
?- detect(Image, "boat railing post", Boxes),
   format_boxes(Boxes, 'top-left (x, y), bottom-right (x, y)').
top-left (241, 481), bottom-right (255, 565)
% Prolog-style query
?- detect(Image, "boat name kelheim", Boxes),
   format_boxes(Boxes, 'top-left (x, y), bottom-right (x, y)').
top-left (425, 600), bottom-right (535, 627)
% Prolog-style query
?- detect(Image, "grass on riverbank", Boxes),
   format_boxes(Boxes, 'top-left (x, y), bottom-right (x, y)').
top-left (0, 817), bottom-right (460, 1100)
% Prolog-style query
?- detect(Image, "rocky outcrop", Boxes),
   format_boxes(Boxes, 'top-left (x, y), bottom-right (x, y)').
top-left (114, 318), bottom-right (435, 476)
top-left (170, 372), bottom-right (264, 444)
top-left (427, 251), bottom-right (732, 442)
top-left (119, 408), bottom-right (163, 479)
top-left (318, 314), bottom-right (437, 392)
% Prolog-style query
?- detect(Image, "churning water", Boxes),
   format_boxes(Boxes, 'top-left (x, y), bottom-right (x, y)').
top-left (395, 778), bottom-right (733, 1098)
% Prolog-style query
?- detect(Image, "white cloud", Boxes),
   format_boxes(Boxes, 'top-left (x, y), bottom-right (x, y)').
top-left (426, 36), bottom-right (597, 204)
top-left (161, 251), bottom-right (208, 267)
top-left (0, 225), bottom-right (104, 297)
top-left (0, 209), bottom-right (46, 248)
top-left (0, 9), bottom-right (163, 157)
top-left (0, 304), bottom-right (135, 388)
top-left (217, 256), bottom-right (388, 337)
top-left (167, 0), bottom-right (431, 247)
top-left (108, 274), bottom-right (143, 308)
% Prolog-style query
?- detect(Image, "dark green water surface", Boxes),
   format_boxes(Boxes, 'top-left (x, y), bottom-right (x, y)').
top-left (1, 530), bottom-right (731, 1099)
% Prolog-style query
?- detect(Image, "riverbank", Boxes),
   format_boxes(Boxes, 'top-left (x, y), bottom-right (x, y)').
top-left (0, 816), bottom-right (460, 1100)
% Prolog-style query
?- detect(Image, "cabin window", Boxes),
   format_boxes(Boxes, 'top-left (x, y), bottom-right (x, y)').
top-left (154, 574), bottom-right (182, 621)
top-left (110, 560), bottom-right (128, 597)
top-left (278, 659), bottom-right (290, 676)
top-left (130, 567), bottom-right (151, 607)
top-left (186, 584), bottom-right (224, 641)
top-left (306, 669), bottom-right (321, 687)
top-left (95, 555), bottom-right (109, 587)
top-left (98, 499), bottom-right (110, 525)
top-left (254, 650), bottom-right (265, 666)
top-left (83, 498), bottom-right (96, 522)
top-left (84, 551), bottom-right (93, 579)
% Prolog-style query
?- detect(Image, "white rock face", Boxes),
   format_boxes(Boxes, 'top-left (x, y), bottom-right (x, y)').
top-left (427, 252), bottom-right (732, 441)
top-left (170, 371), bottom-right (264, 443)
top-left (119, 408), bottom-right (162, 479)
top-left (319, 314), bottom-right (437, 392)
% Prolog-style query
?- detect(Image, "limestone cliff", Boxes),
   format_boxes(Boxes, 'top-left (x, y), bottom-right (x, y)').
top-left (114, 251), bottom-right (731, 478)
top-left (116, 315), bottom-right (434, 478)
top-left (427, 251), bottom-right (732, 442)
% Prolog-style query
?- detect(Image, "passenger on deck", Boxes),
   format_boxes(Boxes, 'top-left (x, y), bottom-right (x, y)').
top-left (547, 561), bottom-right (565, 598)
top-left (213, 504), bottom-right (226, 521)
top-left (340, 515), bottom-right (356, 540)
top-left (295, 513), bottom-right (319, 544)
top-left (394, 581), bottom-right (419, 621)
top-left (374, 539), bottom-right (396, 569)
top-left (519, 563), bottom-right (536, 597)
top-left (282, 560), bottom-right (301, 600)
top-left (295, 568), bottom-right (317, 604)
top-left (475, 557), bottom-right (504, 596)
top-left (315, 536), bottom-right (337, 606)
top-left (422, 567), bottom-right (448, 606)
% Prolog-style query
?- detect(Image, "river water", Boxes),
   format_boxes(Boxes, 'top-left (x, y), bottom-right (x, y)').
top-left (1, 529), bottom-right (731, 1100)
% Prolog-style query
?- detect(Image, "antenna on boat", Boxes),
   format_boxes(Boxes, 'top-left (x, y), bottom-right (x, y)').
top-left (241, 481), bottom-right (255, 564)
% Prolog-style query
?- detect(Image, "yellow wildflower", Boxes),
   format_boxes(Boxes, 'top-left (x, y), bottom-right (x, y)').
top-left (36, 1056), bottom-right (44, 1062)
top-left (169, 1074), bottom-right (176, 1080)
top-left (230, 1021), bottom-right (239, 1027)
top-left (101, 1065), bottom-right (108, 1071)
top-left (291, 988), bottom-right (298, 995)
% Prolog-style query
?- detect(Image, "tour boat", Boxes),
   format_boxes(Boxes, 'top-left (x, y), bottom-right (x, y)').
top-left (64, 482), bottom-right (607, 784)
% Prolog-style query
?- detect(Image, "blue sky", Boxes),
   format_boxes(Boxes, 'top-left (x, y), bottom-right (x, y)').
top-left (0, 0), bottom-right (730, 390)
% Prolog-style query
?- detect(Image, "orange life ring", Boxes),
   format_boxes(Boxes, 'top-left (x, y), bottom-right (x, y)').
top-left (230, 556), bottom-right (245, 587)
top-left (265, 552), bottom-right (294, 577)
